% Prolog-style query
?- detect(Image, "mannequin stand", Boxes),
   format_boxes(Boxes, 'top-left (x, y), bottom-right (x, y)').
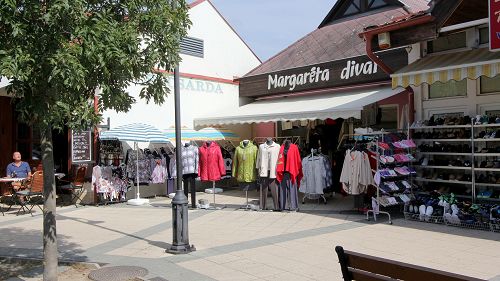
top-left (207, 181), bottom-right (225, 210)
top-left (238, 183), bottom-right (258, 211)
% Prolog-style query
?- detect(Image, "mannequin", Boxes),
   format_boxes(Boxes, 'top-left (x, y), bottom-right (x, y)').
top-left (277, 139), bottom-right (301, 211)
top-left (181, 141), bottom-right (199, 208)
top-left (232, 140), bottom-right (258, 204)
top-left (256, 137), bottom-right (281, 210)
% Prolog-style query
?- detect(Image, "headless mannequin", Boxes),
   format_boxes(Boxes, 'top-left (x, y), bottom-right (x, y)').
top-left (183, 141), bottom-right (197, 208)
top-left (259, 138), bottom-right (280, 210)
top-left (243, 140), bottom-right (249, 147)
top-left (280, 139), bottom-right (298, 211)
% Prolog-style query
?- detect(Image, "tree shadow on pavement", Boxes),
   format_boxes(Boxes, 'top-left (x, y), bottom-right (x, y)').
top-left (56, 215), bottom-right (173, 252)
top-left (0, 227), bottom-right (88, 279)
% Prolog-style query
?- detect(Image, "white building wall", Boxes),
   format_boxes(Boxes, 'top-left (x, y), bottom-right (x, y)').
top-left (102, 0), bottom-right (260, 131)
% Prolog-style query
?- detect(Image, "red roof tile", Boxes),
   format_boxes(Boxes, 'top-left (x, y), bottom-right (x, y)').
top-left (244, 1), bottom-right (430, 77)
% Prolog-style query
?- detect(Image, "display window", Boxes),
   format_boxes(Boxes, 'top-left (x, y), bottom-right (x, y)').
top-left (480, 76), bottom-right (500, 95)
top-left (428, 79), bottom-right (467, 99)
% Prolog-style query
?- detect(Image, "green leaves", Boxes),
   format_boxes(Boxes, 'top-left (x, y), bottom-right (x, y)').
top-left (0, 0), bottom-right (191, 130)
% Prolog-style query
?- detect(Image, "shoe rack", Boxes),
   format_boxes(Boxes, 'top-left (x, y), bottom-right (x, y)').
top-left (411, 121), bottom-right (500, 204)
top-left (366, 131), bottom-right (416, 225)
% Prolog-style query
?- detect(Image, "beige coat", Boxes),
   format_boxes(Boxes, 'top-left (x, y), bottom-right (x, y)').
top-left (256, 142), bottom-right (281, 178)
top-left (339, 150), bottom-right (374, 195)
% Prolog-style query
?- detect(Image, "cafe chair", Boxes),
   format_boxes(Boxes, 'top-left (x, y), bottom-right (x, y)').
top-left (59, 166), bottom-right (87, 207)
top-left (16, 171), bottom-right (44, 216)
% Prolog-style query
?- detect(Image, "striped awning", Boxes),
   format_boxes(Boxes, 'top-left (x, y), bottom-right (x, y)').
top-left (163, 127), bottom-right (240, 142)
top-left (391, 48), bottom-right (500, 89)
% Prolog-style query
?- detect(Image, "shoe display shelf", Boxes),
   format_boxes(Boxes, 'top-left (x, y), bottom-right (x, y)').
top-left (366, 132), bottom-right (417, 225)
top-left (403, 204), bottom-right (444, 225)
top-left (409, 118), bottom-right (500, 231)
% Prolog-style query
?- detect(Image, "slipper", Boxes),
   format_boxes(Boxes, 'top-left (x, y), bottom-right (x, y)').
top-left (419, 205), bottom-right (426, 221)
top-left (425, 206), bottom-right (434, 222)
top-left (444, 213), bottom-right (452, 224)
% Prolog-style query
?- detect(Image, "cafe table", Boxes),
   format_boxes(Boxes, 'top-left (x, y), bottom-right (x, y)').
top-left (0, 177), bottom-right (27, 214)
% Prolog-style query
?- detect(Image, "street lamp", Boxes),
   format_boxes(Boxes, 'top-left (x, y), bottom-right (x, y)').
top-left (167, 0), bottom-right (194, 254)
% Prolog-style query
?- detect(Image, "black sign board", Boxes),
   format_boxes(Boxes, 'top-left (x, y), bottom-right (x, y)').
top-left (71, 130), bottom-right (92, 163)
top-left (239, 48), bottom-right (408, 98)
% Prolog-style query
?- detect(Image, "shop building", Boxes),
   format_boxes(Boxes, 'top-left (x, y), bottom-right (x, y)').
top-left (195, 0), bottom-right (430, 151)
top-left (0, 78), bottom-right (70, 179)
top-left (360, 0), bottom-right (500, 229)
top-left (90, 0), bottom-right (261, 203)
top-left (101, 0), bottom-right (261, 140)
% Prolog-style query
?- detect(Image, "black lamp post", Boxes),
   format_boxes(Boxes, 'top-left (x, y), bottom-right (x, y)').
top-left (167, 1), bottom-right (194, 253)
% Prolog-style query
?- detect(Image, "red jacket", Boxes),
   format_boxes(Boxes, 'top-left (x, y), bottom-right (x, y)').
top-left (198, 142), bottom-right (226, 181)
top-left (276, 143), bottom-right (303, 186)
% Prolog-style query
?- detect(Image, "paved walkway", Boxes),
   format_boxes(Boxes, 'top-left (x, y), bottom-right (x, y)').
top-left (1, 189), bottom-right (500, 280)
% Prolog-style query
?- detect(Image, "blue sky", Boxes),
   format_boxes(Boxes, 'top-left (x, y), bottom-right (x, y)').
top-left (210, 0), bottom-right (335, 61)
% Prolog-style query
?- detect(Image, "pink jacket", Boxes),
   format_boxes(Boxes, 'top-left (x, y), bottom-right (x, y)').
top-left (198, 142), bottom-right (226, 181)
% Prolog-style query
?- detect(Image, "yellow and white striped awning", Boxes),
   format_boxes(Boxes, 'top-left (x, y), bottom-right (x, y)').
top-left (391, 48), bottom-right (500, 89)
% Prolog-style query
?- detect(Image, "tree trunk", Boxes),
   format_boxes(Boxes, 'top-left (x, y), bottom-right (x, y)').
top-left (41, 125), bottom-right (58, 281)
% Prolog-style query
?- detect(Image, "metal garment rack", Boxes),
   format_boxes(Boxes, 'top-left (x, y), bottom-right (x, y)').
top-left (337, 132), bottom-right (384, 215)
top-left (302, 148), bottom-right (327, 205)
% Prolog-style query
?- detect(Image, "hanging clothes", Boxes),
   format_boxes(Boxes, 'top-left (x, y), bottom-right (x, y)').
top-left (198, 141), bottom-right (226, 181)
top-left (151, 160), bottom-right (168, 184)
top-left (232, 141), bottom-right (258, 183)
top-left (339, 149), bottom-right (374, 195)
top-left (256, 141), bottom-right (281, 178)
top-left (299, 155), bottom-right (327, 195)
top-left (276, 143), bottom-right (303, 185)
top-left (181, 144), bottom-right (199, 175)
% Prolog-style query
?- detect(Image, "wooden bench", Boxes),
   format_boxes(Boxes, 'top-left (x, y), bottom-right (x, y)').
top-left (335, 246), bottom-right (485, 281)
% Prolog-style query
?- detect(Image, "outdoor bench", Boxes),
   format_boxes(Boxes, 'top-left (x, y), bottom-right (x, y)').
top-left (335, 246), bottom-right (485, 281)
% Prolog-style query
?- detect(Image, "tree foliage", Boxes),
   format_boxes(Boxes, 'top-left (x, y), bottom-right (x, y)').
top-left (0, 1), bottom-right (190, 280)
top-left (0, 0), bottom-right (191, 129)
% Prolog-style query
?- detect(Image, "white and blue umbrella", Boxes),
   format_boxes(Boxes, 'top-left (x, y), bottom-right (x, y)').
top-left (100, 123), bottom-right (171, 143)
top-left (99, 123), bottom-right (172, 206)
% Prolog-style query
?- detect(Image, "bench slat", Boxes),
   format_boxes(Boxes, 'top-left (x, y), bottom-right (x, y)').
top-left (349, 268), bottom-right (398, 281)
top-left (344, 250), bottom-right (485, 281)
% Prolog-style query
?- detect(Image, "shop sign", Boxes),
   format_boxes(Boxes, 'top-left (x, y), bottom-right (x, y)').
top-left (71, 130), bottom-right (92, 163)
top-left (489, 0), bottom-right (500, 52)
top-left (240, 48), bottom-right (407, 98)
top-left (167, 76), bottom-right (223, 94)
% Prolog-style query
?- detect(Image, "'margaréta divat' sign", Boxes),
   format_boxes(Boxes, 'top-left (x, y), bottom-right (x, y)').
top-left (239, 48), bottom-right (407, 98)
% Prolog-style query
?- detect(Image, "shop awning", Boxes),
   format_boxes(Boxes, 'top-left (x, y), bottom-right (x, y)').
top-left (163, 127), bottom-right (240, 142)
top-left (391, 48), bottom-right (500, 89)
top-left (194, 87), bottom-right (396, 128)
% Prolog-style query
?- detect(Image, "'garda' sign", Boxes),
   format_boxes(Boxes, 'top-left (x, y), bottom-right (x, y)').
top-left (490, 0), bottom-right (500, 51)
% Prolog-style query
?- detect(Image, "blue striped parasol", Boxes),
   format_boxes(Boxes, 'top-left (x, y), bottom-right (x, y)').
top-left (100, 123), bottom-right (172, 144)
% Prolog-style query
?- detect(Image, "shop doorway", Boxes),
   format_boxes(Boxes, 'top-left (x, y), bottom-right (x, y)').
top-left (375, 105), bottom-right (398, 130)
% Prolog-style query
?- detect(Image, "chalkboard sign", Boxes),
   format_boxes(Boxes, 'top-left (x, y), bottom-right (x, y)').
top-left (71, 130), bottom-right (92, 163)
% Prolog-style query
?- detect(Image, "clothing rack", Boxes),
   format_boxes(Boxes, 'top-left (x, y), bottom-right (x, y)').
top-left (337, 132), bottom-right (389, 215)
top-left (302, 148), bottom-right (327, 205)
top-left (253, 136), bottom-right (301, 145)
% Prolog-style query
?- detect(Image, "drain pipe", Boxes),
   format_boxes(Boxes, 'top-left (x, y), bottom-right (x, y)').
top-left (359, 14), bottom-right (435, 75)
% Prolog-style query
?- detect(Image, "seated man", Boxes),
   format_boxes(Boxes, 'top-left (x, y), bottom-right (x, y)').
top-left (6, 152), bottom-right (32, 191)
